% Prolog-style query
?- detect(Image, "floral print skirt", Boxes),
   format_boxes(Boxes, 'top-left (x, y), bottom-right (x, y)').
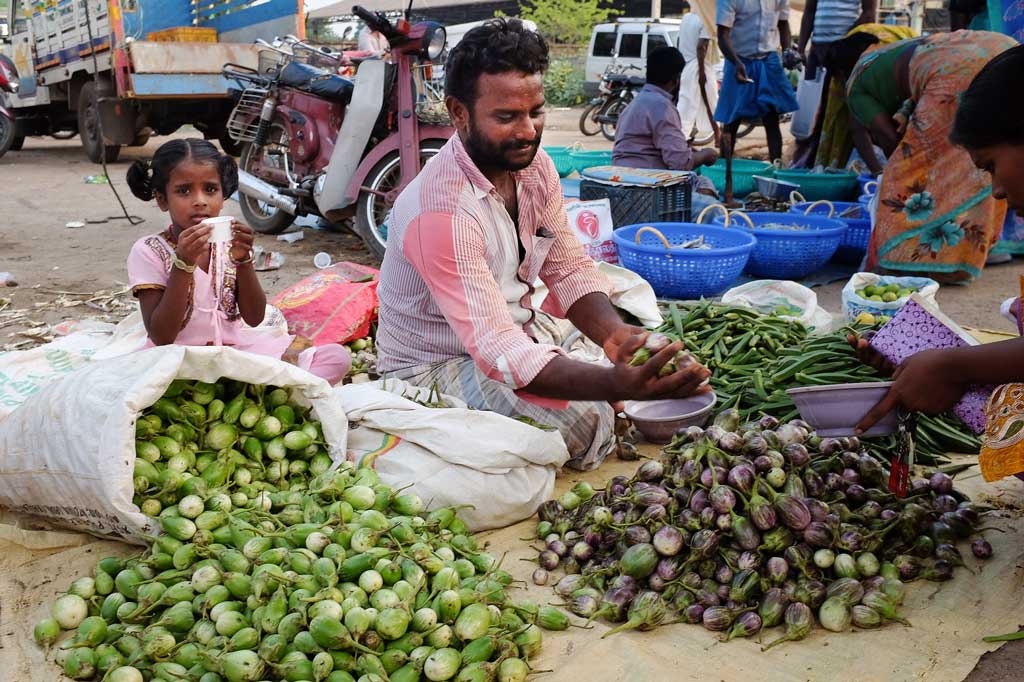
top-left (862, 31), bottom-right (1017, 283)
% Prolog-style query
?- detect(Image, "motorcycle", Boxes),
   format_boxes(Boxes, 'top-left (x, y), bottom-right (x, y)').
top-left (0, 54), bottom-right (21, 159)
top-left (223, 4), bottom-right (452, 257)
top-left (579, 63), bottom-right (644, 141)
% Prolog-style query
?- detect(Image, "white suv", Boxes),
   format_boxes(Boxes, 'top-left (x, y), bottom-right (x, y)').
top-left (584, 18), bottom-right (680, 97)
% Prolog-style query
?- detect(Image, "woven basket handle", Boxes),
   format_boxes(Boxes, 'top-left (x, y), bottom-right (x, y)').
top-left (696, 203), bottom-right (730, 226)
top-left (569, 141), bottom-right (584, 152)
top-left (863, 180), bottom-right (878, 195)
top-left (634, 226), bottom-right (673, 249)
top-left (789, 190), bottom-right (807, 204)
top-left (728, 210), bottom-right (755, 228)
top-left (804, 199), bottom-right (835, 218)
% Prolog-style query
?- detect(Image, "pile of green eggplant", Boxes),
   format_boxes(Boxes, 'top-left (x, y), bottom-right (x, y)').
top-left (38, 379), bottom-right (552, 682)
top-left (532, 415), bottom-right (993, 648)
top-left (653, 302), bottom-right (981, 464)
top-left (133, 379), bottom-right (333, 517)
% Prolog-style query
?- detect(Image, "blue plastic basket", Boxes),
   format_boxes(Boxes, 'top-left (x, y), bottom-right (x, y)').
top-left (569, 150), bottom-right (613, 174)
top-left (612, 223), bottom-right (756, 299)
top-left (790, 201), bottom-right (871, 262)
top-left (713, 212), bottom-right (847, 279)
top-left (699, 159), bottom-right (773, 197)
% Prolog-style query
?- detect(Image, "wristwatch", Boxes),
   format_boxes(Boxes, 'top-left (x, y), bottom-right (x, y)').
top-left (172, 255), bottom-right (197, 273)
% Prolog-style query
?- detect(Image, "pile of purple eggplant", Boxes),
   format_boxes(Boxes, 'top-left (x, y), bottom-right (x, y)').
top-left (532, 410), bottom-right (994, 648)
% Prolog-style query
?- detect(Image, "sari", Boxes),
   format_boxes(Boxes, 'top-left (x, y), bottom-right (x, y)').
top-left (852, 31), bottom-right (1017, 282)
top-left (814, 24), bottom-right (916, 170)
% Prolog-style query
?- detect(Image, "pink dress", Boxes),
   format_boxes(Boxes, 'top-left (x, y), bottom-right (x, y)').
top-left (127, 229), bottom-right (350, 383)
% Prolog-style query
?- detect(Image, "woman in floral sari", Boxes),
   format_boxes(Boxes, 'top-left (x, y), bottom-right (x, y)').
top-left (812, 23), bottom-right (916, 171)
top-left (823, 30), bottom-right (1017, 282)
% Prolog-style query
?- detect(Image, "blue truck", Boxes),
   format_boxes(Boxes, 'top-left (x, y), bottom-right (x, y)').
top-left (1, 0), bottom-right (306, 162)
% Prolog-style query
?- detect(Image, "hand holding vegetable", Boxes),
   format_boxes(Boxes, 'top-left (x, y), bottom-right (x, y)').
top-left (856, 348), bottom-right (966, 433)
top-left (610, 331), bottom-right (712, 401)
top-left (847, 333), bottom-right (895, 376)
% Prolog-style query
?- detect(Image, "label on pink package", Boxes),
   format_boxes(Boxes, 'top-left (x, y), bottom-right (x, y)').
top-left (868, 295), bottom-right (992, 434)
top-left (566, 199), bottom-right (618, 264)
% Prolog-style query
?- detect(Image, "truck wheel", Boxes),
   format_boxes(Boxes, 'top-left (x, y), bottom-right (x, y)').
top-left (78, 81), bottom-right (121, 164)
top-left (354, 140), bottom-right (445, 259)
top-left (237, 128), bottom-right (296, 235)
top-left (0, 114), bottom-right (15, 159)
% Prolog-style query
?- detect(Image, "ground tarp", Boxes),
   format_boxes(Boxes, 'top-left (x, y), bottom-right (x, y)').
top-left (3, 451), bottom-right (1023, 681)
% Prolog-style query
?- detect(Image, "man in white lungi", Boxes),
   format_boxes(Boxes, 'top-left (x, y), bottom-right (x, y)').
top-left (676, 9), bottom-right (719, 144)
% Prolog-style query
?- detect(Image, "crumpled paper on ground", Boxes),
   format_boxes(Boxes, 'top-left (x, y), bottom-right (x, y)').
top-left (3, 453), bottom-right (1023, 681)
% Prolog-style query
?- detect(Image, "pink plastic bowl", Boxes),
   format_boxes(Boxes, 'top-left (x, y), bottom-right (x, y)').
top-left (624, 392), bottom-right (717, 444)
top-left (786, 382), bottom-right (898, 437)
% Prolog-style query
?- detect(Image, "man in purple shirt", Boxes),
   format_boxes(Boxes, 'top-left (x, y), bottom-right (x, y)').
top-left (612, 46), bottom-right (718, 192)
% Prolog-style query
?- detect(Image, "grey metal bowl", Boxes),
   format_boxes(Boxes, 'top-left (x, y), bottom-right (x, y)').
top-left (624, 392), bottom-right (717, 444)
top-left (753, 175), bottom-right (801, 201)
top-left (786, 382), bottom-right (898, 437)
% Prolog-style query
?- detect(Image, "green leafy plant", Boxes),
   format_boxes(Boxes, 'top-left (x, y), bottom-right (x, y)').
top-left (543, 58), bottom-right (585, 106)
top-left (515, 0), bottom-right (618, 46)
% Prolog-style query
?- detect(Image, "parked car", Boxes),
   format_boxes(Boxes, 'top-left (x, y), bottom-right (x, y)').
top-left (584, 18), bottom-right (679, 97)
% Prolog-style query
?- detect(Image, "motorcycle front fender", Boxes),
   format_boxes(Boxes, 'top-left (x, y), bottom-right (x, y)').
top-left (0, 104), bottom-right (13, 122)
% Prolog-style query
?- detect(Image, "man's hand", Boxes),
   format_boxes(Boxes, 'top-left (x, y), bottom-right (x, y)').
top-left (609, 332), bottom-right (712, 402)
top-left (601, 324), bottom-right (647, 363)
top-left (735, 62), bottom-right (752, 84)
top-left (694, 148), bottom-right (720, 167)
top-left (855, 349), bottom-right (965, 433)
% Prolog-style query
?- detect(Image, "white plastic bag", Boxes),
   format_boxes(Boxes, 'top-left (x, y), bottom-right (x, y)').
top-left (722, 280), bottom-right (834, 332)
top-left (841, 273), bottom-right (940, 321)
top-left (336, 379), bottom-right (570, 531)
top-left (791, 70), bottom-right (825, 140)
top-left (0, 346), bottom-right (347, 542)
top-left (565, 199), bottom-right (618, 264)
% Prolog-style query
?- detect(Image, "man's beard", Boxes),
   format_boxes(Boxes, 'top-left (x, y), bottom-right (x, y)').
top-left (464, 119), bottom-right (541, 172)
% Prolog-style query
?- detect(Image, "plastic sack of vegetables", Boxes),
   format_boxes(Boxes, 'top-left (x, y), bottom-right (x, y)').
top-left (336, 378), bottom-right (570, 531)
top-left (841, 273), bottom-right (939, 322)
top-left (722, 280), bottom-right (835, 333)
top-left (0, 345), bottom-right (347, 542)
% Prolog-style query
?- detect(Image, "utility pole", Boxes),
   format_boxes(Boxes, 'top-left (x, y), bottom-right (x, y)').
top-left (651, 0), bottom-right (662, 19)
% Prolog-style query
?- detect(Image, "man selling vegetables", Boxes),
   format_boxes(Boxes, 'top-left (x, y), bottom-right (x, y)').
top-left (851, 45), bottom-right (1024, 481)
top-left (375, 19), bottom-right (711, 470)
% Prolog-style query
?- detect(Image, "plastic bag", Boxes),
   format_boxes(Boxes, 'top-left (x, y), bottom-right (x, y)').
top-left (791, 70), bottom-right (825, 140)
top-left (841, 272), bottom-right (939, 322)
top-left (565, 198), bottom-right (618, 264)
top-left (0, 346), bottom-right (347, 541)
top-left (336, 379), bottom-right (569, 531)
top-left (722, 280), bottom-right (834, 332)
top-left (270, 262), bottom-right (379, 345)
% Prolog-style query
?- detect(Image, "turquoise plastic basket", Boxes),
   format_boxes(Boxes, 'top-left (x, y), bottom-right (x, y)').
top-left (775, 169), bottom-right (859, 201)
top-left (612, 223), bottom-right (756, 299)
top-left (569, 150), bottom-right (613, 174)
top-left (700, 159), bottom-right (774, 197)
top-left (713, 211), bottom-right (847, 279)
top-left (543, 146), bottom-right (576, 178)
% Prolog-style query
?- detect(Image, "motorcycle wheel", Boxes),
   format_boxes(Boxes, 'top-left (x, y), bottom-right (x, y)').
top-left (78, 81), bottom-right (121, 164)
top-left (690, 130), bottom-right (717, 147)
top-left (0, 113), bottom-right (14, 159)
top-left (354, 140), bottom-right (446, 259)
top-left (238, 122), bottom-right (297, 235)
top-left (600, 100), bottom-right (627, 141)
top-left (736, 122), bottom-right (757, 139)
top-left (578, 101), bottom-right (602, 136)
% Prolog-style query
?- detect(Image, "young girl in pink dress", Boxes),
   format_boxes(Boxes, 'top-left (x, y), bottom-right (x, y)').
top-left (125, 138), bottom-right (350, 383)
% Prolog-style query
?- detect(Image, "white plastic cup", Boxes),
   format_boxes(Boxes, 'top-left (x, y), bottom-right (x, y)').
top-left (203, 216), bottom-right (235, 243)
top-left (313, 252), bottom-right (332, 269)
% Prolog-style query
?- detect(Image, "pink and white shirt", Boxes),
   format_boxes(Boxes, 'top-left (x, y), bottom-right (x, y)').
top-left (376, 134), bottom-right (610, 389)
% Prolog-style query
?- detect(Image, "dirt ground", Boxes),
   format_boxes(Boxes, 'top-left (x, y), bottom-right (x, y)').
top-left (1, 107), bottom-right (1022, 678)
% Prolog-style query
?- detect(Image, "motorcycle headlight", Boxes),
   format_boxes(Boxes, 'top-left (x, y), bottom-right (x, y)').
top-left (423, 25), bottom-right (446, 60)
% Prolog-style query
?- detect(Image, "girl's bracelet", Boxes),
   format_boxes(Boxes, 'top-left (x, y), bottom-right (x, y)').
top-left (230, 249), bottom-right (255, 267)
top-left (172, 255), bottom-right (197, 273)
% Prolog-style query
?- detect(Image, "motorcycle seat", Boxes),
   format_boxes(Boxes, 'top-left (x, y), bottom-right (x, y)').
top-left (280, 61), bottom-right (354, 104)
top-left (605, 74), bottom-right (645, 88)
top-left (626, 76), bottom-right (646, 87)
